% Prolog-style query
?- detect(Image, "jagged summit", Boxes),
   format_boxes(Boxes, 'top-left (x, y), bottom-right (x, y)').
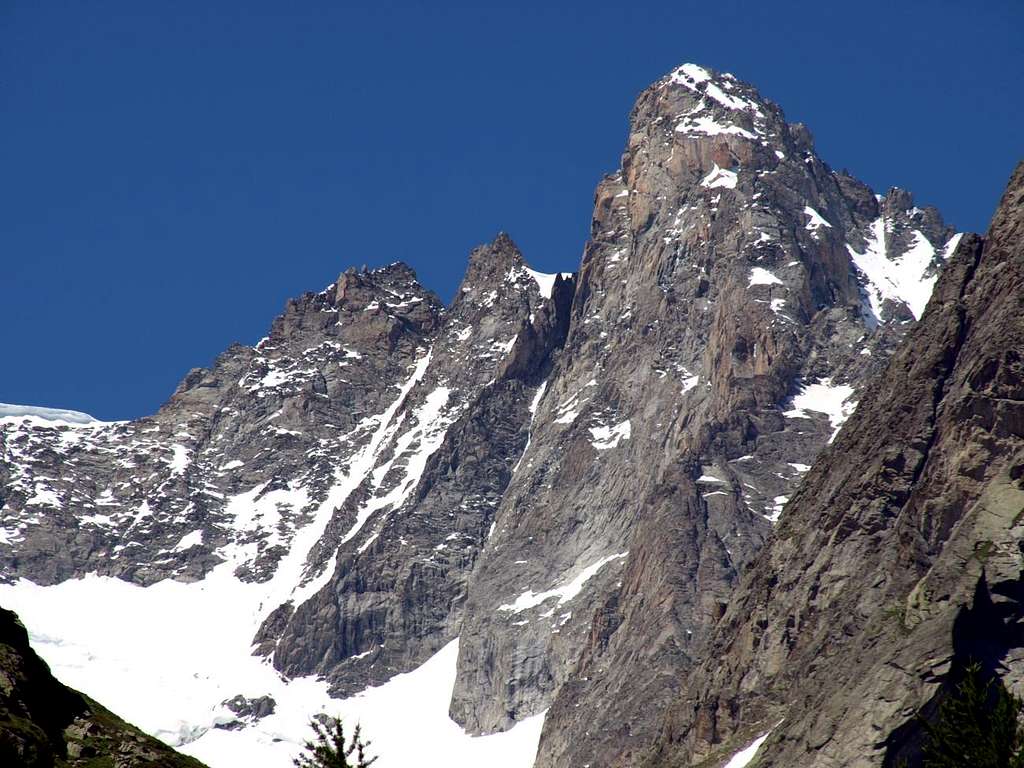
top-left (457, 232), bottom-right (575, 307)
top-left (647, 59), bottom-right (815, 183)
top-left (652, 62), bottom-right (955, 260)
top-left (329, 261), bottom-right (440, 317)
top-left (592, 59), bottom-right (959, 339)
top-left (490, 60), bottom-right (963, 768)
top-left (657, 62), bottom-right (781, 142)
top-left (461, 232), bottom-right (530, 281)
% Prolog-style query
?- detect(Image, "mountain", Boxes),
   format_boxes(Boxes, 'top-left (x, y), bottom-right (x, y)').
top-left (650, 161), bottom-right (1024, 768)
top-left (457, 63), bottom-right (957, 768)
top-left (0, 605), bottom-right (207, 768)
top-left (0, 63), bottom-right (962, 768)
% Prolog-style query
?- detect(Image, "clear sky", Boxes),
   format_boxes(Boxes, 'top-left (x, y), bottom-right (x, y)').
top-left (3, 0), bottom-right (1022, 420)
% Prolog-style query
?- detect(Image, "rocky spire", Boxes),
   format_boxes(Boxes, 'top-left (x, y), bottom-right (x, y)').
top-left (453, 63), bottom-right (961, 768)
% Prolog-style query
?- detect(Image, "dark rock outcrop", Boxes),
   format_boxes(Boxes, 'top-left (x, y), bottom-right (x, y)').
top-left (0, 605), bottom-right (207, 768)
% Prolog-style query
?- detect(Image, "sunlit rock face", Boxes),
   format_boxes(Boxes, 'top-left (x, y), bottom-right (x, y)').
top-left (652, 163), bottom-right (1024, 768)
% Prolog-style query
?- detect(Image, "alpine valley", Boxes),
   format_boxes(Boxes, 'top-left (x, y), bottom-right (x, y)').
top-left (2, 62), bottom-right (1020, 768)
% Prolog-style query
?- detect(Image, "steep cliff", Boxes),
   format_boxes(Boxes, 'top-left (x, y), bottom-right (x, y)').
top-left (652, 163), bottom-right (1023, 768)
top-left (453, 64), bottom-right (957, 768)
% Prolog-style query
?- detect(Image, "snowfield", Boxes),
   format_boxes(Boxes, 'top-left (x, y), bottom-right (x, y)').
top-left (0, 576), bottom-right (544, 768)
top-left (847, 220), bottom-right (959, 323)
top-left (783, 378), bottom-right (856, 443)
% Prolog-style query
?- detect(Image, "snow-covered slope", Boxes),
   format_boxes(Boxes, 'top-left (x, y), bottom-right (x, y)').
top-left (0, 578), bottom-right (544, 768)
top-left (848, 217), bottom-right (962, 324)
top-left (0, 402), bottom-right (100, 425)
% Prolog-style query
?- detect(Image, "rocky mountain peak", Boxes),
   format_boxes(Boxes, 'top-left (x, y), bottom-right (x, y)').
top-left (332, 260), bottom-right (438, 312)
top-left (633, 62), bottom-right (798, 183)
top-left (455, 63), bottom-right (964, 768)
top-left (452, 232), bottom-right (574, 328)
top-left (0, 62), bottom-right (985, 768)
top-left (459, 231), bottom-right (528, 286)
top-left (656, 63), bottom-right (778, 126)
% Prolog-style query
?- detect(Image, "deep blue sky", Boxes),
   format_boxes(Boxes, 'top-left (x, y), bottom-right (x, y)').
top-left (3, 1), bottom-right (1022, 420)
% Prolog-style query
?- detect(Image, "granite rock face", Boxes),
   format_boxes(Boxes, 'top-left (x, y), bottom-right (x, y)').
top-left (0, 63), bottom-right (967, 767)
top-left (454, 64), bottom-right (957, 768)
top-left (0, 605), bottom-right (208, 768)
top-left (262, 234), bottom-right (575, 695)
top-left (651, 162), bottom-right (1024, 768)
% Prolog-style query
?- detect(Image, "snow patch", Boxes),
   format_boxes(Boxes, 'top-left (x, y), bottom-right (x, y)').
top-left (172, 530), bottom-right (204, 552)
top-left (25, 484), bottom-right (60, 508)
top-left (319, 639), bottom-right (546, 768)
top-left (589, 420), bottom-right (631, 450)
top-left (766, 496), bottom-right (788, 524)
top-left (748, 267), bottom-right (783, 287)
top-left (783, 378), bottom-right (856, 443)
top-left (348, 382), bottom-right (456, 553)
top-left (668, 63), bottom-right (711, 88)
top-left (492, 336), bottom-right (517, 356)
top-left (941, 232), bottom-right (963, 261)
top-left (553, 391), bottom-right (586, 425)
top-left (803, 206), bottom-right (832, 233)
top-left (167, 444), bottom-right (190, 477)
top-left (847, 218), bottom-right (941, 322)
top-left (512, 381), bottom-right (548, 475)
top-left (701, 164), bottom-right (738, 190)
top-left (675, 116), bottom-right (756, 141)
top-left (499, 553), bottom-right (628, 614)
top-left (665, 64), bottom-right (761, 114)
top-left (528, 382), bottom-right (548, 415)
top-left (705, 81), bottom-right (751, 111)
top-left (722, 730), bottom-right (773, 768)
top-left (0, 403), bottom-right (98, 425)
top-left (524, 268), bottom-right (572, 300)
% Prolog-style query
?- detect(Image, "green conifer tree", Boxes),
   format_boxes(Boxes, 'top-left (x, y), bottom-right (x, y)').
top-left (293, 716), bottom-right (377, 768)
top-left (921, 662), bottom-right (1024, 768)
